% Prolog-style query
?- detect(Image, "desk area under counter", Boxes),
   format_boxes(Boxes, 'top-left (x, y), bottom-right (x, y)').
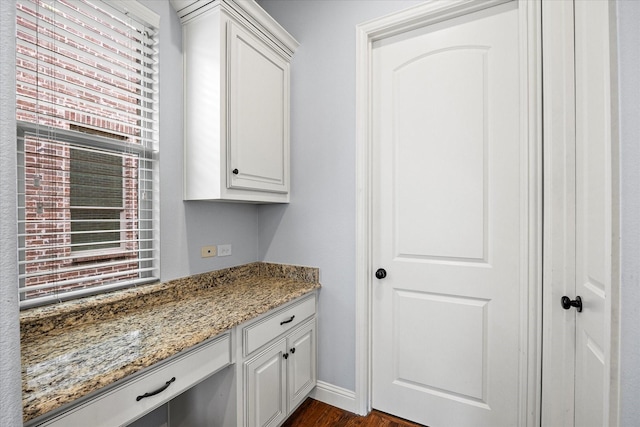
top-left (21, 262), bottom-right (320, 427)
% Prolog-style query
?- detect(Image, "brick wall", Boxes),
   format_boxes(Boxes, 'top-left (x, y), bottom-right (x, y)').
top-left (17, 0), bottom-right (149, 297)
top-left (22, 135), bottom-right (139, 297)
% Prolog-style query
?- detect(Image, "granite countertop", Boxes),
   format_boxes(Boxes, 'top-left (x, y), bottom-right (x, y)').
top-left (20, 262), bottom-right (320, 423)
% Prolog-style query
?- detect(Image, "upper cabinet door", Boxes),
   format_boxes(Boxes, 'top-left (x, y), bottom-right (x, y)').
top-left (227, 21), bottom-right (290, 194)
top-left (177, 0), bottom-right (297, 203)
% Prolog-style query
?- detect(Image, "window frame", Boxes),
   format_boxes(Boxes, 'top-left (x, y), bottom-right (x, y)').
top-left (15, 0), bottom-right (160, 309)
top-left (17, 119), bottom-right (159, 308)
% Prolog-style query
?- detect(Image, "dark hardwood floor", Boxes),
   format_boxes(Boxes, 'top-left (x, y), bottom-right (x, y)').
top-left (282, 398), bottom-right (425, 427)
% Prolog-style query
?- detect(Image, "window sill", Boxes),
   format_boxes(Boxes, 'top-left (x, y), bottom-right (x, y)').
top-left (71, 248), bottom-right (130, 264)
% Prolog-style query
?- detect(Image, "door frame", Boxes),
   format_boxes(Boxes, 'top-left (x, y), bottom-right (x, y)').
top-left (354, 0), bottom-right (543, 424)
top-left (355, 1), bottom-right (621, 426)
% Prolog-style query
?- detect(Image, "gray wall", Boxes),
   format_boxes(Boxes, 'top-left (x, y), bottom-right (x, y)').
top-left (617, 0), bottom-right (640, 424)
top-left (256, 0), bottom-right (422, 393)
top-left (148, 0), bottom-right (259, 281)
top-left (0, 1), bottom-right (22, 426)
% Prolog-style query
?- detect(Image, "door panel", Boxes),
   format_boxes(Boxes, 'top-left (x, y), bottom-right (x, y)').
top-left (287, 320), bottom-right (316, 411)
top-left (245, 341), bottom-right (287, 427)
top-left (540, 1), bottom-right (577, 424)
top-left (393, 291), bottom-right (488, 402)
top-left (228, 21), bottom-right (288, 194)
top-left (372, 3), bottom-right (525, 426)
top-left (394, 47), bottom-right (487, 262)
top-left (574, 0), bottom-right (612, 425)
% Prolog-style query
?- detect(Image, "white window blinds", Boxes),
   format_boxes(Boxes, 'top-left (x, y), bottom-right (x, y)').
top-left (16, 0), bottom-right (159, 308)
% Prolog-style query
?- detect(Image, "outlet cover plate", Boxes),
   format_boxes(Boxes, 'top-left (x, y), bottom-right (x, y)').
top-left (201, 245), bottom-right (217, 258)
top-left (218, 244), bottom-right (232, 257)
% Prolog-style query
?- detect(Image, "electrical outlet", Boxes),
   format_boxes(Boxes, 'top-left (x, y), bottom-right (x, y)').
top-left (218, 244), bottom-right (232, 257)
top-left (201, 245), bottom-right (217, 258)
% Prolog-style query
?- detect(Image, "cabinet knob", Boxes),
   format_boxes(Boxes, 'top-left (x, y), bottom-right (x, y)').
top-left (232, 168), bottom-right (239, 175)
top-left (290, 347), bottom-right (296, 354)
top-left (283, 353), bottom-right (289, 360)
top-left (375, 268), bottom-right (387, 279)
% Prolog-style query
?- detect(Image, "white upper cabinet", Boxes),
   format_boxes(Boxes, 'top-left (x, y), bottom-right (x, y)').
top-left (228, 21), bottom-right (289, 194)
top-left (171, 0), bottom-right (298, 203)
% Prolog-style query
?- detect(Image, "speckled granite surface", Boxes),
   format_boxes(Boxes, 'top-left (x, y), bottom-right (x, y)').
top-left (20, 262), bottom-right (320, 423)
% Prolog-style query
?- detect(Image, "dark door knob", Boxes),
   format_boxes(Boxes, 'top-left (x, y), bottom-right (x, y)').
top-left (561, 295), bottom-right (582, 312)
top-left (375, 268), bottom-right (387, 279)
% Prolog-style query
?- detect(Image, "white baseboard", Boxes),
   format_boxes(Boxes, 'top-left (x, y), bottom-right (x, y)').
top-left (310, 381), bottom-right (357, 414)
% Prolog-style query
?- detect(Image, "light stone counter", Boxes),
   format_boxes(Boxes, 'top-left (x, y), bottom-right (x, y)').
top-left (20, 262), bottom-right (320, 423)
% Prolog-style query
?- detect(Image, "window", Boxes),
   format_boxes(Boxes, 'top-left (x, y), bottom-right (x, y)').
top-left (70, 147), bottom-right (125, 253)
top-left (16, 0), bottom-right (159, 308)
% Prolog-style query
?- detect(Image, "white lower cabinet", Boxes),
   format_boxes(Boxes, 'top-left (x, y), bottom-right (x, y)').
top-left (244, 319), bottom-right (316, 427)
top-left (245, 339), bottom-right (288, 427)
top-left (287, 320), bottom-right (316, 412)
top-left (169, 293), bottom-right (317, 427)
top-left (30, 293), bottom-right (317, 427)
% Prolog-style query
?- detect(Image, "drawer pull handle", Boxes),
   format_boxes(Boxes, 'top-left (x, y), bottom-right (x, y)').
top-left (136, 377), bottom-right (176, 401)
top-left (280, 315), bottom-right (295, 325)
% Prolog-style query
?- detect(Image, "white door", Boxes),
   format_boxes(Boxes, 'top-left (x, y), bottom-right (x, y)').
top-left (574, 1), bottom-right (615, 424)
top-left (541, 1), bottom-right (615, 425)
top-left (371, 3), bottom-right (528, 426)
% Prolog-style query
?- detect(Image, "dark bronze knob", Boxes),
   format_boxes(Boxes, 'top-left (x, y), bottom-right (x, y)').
top-left (561, 295), bottom-right (582, 312)
top-left (375, 268), bottom-right (387, 279)
top-left (232, 168), bottom-right (239, 175)
top-left (283, 353), bottom-right (289, 360)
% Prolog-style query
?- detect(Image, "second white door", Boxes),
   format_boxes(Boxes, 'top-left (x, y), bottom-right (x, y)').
top-left (371, 3), bottom-right (529, 426)
top-left (541, 1), bottom-right (615, 425)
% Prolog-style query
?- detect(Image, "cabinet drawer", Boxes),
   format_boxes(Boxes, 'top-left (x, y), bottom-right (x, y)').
top-left (243, 295), bottom-right (316, 356)
top-left (39, 333), bottom-right (231, 427)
